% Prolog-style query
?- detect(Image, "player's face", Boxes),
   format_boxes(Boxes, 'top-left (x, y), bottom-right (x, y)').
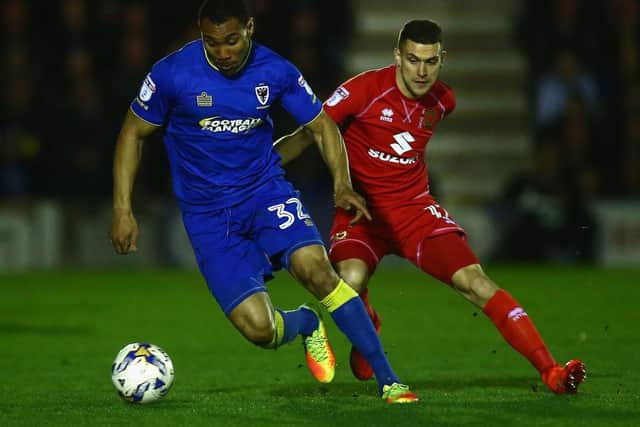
top-left (394, 40), bottom-right (445, 99)
top-left (200, 17), bottom-right (254, 75)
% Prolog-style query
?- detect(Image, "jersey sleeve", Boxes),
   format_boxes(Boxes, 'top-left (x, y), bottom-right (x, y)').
top-left (323, 72), bottom-right (371, 126)
top-left (279, 62), bottom-right (322, 126)
top-left (441, 84), bottom-right (456, 117)
top-left (130, 60), bottom-right (177, 126)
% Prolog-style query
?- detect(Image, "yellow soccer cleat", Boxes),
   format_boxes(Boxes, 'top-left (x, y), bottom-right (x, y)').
top-left (381, 383), bottom-right (419, 404)
top-left (300, 304), bottom-right (336, 383)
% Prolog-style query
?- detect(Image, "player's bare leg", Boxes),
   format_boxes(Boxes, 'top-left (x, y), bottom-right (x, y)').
top-left (336, 258), bottom-right (381, 381)
top-left (228, 292), bottom-right (279, 346)
top-left (228, 291), bottom-right (335, 382)
top-left (337, 258), bottom-right (370, 295)
top-left (449, 263), bottom-right (497, 307)
top-left (451, 263), bottom-right (586, 394)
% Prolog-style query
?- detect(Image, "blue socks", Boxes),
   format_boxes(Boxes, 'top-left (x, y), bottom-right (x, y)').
top-left (274, 307), bottom-right (318, 346)
top-left (321, 279), bottom-right (400, 393)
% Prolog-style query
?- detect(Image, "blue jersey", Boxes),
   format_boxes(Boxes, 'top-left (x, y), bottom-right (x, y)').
top-left (130, 40), bottom-right (322, 212)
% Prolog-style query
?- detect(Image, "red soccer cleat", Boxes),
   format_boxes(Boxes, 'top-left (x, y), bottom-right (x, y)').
top-left (349, 306), bottom-right (381, 380)
top-left (541, 359), bottom-right (587, 394)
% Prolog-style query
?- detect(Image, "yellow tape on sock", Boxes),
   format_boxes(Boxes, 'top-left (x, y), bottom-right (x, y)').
top-left (320, 279), bottom-right (358, 313)
top-left (264, 310), bottom-right (285, 349)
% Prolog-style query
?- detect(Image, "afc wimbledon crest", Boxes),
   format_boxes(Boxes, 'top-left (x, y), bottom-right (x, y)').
top-left (255, 84), bottom-right (269, 105)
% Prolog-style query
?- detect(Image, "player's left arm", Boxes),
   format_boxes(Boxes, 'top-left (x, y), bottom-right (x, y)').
top-left (303, 110), bottom-right (371, 223)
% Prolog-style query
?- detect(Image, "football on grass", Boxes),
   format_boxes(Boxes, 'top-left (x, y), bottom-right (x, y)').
top-left (111, 342), bottom-right (174, 403)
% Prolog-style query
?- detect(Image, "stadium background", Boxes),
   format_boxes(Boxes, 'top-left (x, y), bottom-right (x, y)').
top-left (1, 1), bottom-right (640, 425)
top-left (1, 0), bottom-right (639, 268)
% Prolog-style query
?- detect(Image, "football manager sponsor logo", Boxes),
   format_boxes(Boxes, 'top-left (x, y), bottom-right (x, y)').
top-left (199, 116), bottom-right (263, 134)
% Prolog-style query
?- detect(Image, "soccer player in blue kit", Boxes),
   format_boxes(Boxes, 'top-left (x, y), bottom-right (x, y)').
top-left (109, 0), bottom-right (418, 403)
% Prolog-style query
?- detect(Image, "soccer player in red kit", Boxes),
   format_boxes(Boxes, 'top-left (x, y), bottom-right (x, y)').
top-left (275, 19), bottom-right (586, 394)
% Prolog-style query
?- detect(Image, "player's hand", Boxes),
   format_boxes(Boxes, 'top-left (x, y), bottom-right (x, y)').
top-left (334, 187), bottom-right (372, 225)
top-left (110, 208), bottom-right (139, 254)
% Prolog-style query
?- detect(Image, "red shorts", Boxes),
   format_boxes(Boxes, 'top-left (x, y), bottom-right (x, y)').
top-left (329, 196), bottom-right (479, 285)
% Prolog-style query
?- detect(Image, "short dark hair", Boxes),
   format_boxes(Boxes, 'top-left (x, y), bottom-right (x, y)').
top-left (397, 20), bottom-right (442, 48)
top-left (198, 0), bottom-right (249, 25)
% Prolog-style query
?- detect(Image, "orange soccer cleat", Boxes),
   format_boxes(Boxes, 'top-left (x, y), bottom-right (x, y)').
top-left (541, 359), bottom-right (587, 394)
top-left (349, 306), bottom-right (381, 380)
top-left (300, 304), bottom-right (336, 383)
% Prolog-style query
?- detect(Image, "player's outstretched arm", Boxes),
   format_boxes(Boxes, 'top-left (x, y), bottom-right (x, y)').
top-left (304, 111), bottom-right (372, 224)
top-left (273, 126), bottom-right (315, 166)
top-left (110, 109), bottom-right (158, 254)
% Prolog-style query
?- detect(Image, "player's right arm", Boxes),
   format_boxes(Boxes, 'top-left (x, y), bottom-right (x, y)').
top-left (111, 59), bottom-right (174, 254)
top-left (110, 110), bottom-right (158, 254)
top-left (273, 126), bottom-right (314, 166)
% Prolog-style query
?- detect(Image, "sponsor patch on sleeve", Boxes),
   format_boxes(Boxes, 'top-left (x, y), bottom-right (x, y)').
top-left (326, 86), bottom-right (349, 107)
top-left (138, 74), bottom-right (156, 102)
top-left (297, 75), bottom-right (315, 97)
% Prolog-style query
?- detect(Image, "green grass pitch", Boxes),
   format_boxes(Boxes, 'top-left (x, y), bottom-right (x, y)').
top-left (1, 265), bottom-right (639, 426)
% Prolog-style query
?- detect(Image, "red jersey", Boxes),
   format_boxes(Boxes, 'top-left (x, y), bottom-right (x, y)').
top-left (324, 65), bottom-right (455, 208)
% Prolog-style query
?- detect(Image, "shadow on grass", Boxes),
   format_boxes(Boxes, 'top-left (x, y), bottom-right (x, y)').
top-left (198, 376), bottom-right (541, 403)
top-left (106, 376), bottom-right (639, 427)
top-left (0, 322), bottom-right (92, 335)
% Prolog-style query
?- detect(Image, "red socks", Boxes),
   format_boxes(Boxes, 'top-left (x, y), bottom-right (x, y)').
top-left (483, 289), bottom-right (556, 373)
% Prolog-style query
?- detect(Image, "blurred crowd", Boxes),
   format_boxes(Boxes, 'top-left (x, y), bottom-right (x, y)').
top-left (2, 0), bottom-right (639, 265)
top-left (515, 0), bottom-right (640, 197)
top-left (0, 0), bottom-right (354, 198)
top-left (493, 0), bottom-right (640, 263)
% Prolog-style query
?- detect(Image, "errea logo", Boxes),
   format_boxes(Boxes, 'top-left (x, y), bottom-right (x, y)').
top-left (508, 307), bottom-right (528, 321)
top-left (379, 108), bottom-right (394, 123)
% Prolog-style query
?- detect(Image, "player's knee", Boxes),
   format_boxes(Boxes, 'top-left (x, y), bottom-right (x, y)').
top-left (336, 260), bottom-right (369, 293)
top-left (452, 264), bottom-right (497, 305)
top-left (290, 248), bottom-right (339, 296)
top-left (340, 271), bottom-right (366, 293)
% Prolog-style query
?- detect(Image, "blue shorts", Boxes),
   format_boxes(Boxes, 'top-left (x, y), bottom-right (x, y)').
top-left (182, 178), bottom-right (324, 315)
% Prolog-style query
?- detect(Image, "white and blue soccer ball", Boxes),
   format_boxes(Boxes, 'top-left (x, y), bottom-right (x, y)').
top-left (111, 342), bottom-right (174, 404)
